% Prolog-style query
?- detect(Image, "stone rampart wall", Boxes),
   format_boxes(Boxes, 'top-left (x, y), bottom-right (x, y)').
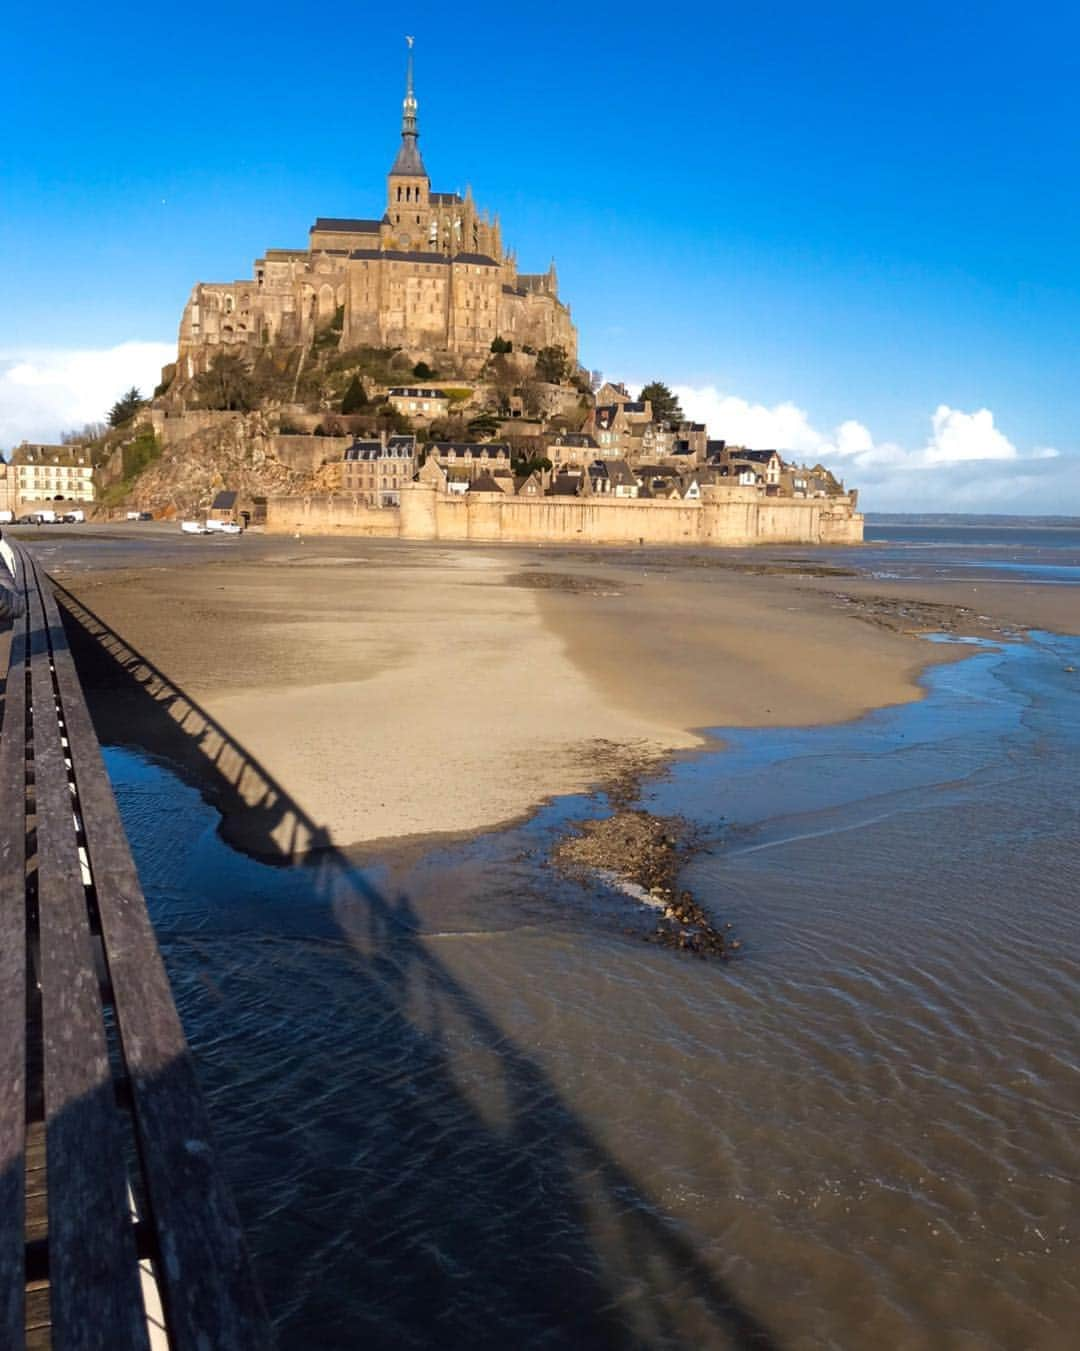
top-left (149, 409), bottom-right (246, 447)
top-left (399, 483), bottom-right (863, 547)
top-left (266, 495), bottom-right (400, 536)
top-left (265, 484), bottom-right (863, 546)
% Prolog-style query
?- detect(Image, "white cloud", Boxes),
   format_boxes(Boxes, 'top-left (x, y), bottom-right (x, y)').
top-left (669, 383), bottom-right (1075, 513)
top-left (0, 341), bottom-right (174, 450)
top-left (922, 405), bottom-right (1017, 464)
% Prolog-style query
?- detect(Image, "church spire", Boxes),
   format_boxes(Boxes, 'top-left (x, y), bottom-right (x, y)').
top-left (402, 34), bottom-right (417, 137)
top-left (390, 35), bottom-right (427, 177)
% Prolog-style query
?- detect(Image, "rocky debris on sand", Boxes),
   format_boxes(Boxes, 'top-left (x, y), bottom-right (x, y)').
top-left (554, 810), bottom-right (735, 959)
top-left (830, 592), bottom-right (1023, 640)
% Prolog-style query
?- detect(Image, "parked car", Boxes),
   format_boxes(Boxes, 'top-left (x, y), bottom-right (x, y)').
top-left (180, 521), bottom-right (207, 535)
top-left (61, 510), bottom-right (86, 524)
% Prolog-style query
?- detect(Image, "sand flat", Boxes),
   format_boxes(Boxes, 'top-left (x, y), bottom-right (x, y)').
top-left (48, 535), bottom-right (1039, 850)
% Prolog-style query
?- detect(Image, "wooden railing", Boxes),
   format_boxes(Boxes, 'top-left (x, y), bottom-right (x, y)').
top-left (0, 542), bottom-right (270, 1350)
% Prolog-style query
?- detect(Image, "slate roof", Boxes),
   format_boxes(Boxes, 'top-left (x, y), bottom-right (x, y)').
top-left (732, 449), bottom-right (781, 464)
top-left (390, 136), bottom-right (427, 177)
top-left (633, 464), bottom-right (680, 479)
top-left (430, 192), bottom-right (463, 205)
top-left (469, 472), bottom-right (503, 493)
top-left (344, 437), bottom-right (416, 462)
top-left (350, 249), bottom-right (448, 264)
top-left (345, 249), bottom-right (499, 267)
top-left (211, 491), bottom-right (238, 510)
top-left (311, 217), bottom-right (382, 233)
top-left (430, 442), bottom-right (510, 456)
top-left (388, 388), bottom-right (448, 399)
top-left (589, 459), bottom-right (637, 490)
top-left (549, 434), bottom-right (597, 447)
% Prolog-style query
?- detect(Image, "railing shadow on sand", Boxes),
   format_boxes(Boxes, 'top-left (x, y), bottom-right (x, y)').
top-left (51, 578), bottom-right (781, 1351)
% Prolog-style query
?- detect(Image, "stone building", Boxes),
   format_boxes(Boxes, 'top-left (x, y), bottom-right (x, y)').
top-left (0, 461), bottom-right (15, 516)
top-left (9, 444), bottom-right (95, 504)
top-left (387, 387), bottom-right (449, 423)
top-left (426, 442), bottom-right (512, 481)
top-left (342, 434), bottom-right (416, 507)
top-left (176, 41), bottom-right (577, 378)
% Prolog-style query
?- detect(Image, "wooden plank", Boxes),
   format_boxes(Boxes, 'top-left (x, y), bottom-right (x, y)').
top-left (0, 561), bottom-right (29, 1351)
top-left (31, 556), bottom-right (271, 1348)
top-left (25, 1281), bottom-right (51, 1349)
top-left (26, 1122), bottom-right (48, 1244)
top-left (25, 560), bottom-right (149, 1351)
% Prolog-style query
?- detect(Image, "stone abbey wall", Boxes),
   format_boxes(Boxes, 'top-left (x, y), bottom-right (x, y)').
top-left (266, 483), bottom-right (863, 546)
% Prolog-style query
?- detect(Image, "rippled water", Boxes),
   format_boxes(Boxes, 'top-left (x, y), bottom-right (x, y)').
top-left (99, 624), bottom-right (1080, 1350)
top-left (854, 519), bottom-right (1080, 584)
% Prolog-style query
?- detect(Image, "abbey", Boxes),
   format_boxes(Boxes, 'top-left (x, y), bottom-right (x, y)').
top-left (177, 43), bottom-right (577, 377)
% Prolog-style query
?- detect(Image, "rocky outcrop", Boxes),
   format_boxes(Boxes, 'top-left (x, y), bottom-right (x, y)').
top-left (120, 411), bottom-right (333, 516)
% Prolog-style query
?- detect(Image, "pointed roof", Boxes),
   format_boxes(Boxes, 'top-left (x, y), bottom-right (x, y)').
top-left (391, 37), bottom-right (428, 178)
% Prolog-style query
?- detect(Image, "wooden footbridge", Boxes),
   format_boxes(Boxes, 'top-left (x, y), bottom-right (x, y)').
top-left (0, 542), bottom-right (270, 1349)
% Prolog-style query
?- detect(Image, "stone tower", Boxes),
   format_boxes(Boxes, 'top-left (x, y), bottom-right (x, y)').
top-left (385, 38), bottom-right (431, 252)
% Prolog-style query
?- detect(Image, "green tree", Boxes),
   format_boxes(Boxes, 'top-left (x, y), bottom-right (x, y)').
top-left (535, 345), bottom-right (569, 384)
top-left (639, 381), bottom-right (683, 425)
top-left (340, 375), bottom-right (368, 414)
top-left (467, 413), bottom-right (501, 439)
top-left (120, 426), bottom-right (161, 481)
top-left (512, 454), bottom-right (552, 476)
top-left (412, 361), bottom-right (437, 380)
top-left (108, 386), bottom-right (145, 427)
top-left (193, 353), bottom-right (257, 411)
top-left (490, 336), bottom-right (513, 354)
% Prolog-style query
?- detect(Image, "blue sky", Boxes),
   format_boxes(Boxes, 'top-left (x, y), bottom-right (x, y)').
top-left (3, 1), bottom-right (1079, 511)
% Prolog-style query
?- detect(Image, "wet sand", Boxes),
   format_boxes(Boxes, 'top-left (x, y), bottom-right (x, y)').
top-left (28, 526), bottom-right (1068, 851)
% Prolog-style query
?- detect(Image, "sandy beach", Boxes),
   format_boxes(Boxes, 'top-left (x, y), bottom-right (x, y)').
top-left (31, 528), bottom-right (1076, 852)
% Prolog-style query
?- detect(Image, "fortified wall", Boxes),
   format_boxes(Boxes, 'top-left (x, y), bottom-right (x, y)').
top-left (266, 483), bottom-right (863, 545)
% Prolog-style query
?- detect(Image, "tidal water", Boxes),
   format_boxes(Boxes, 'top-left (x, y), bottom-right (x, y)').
top-left (855, 517), bottom-right (1080, 585)
top-left (103, 618), bottom-right (1080, 1349)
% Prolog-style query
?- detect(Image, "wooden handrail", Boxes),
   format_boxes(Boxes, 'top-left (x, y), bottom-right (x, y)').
top-left (0, 543), bottom-right (271, 1350)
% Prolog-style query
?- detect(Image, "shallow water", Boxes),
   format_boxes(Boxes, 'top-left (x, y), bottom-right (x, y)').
top-left (104, 626), bottom-right (1080, 1349)
top-left (852, 519), bottom-right (1080, 585)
